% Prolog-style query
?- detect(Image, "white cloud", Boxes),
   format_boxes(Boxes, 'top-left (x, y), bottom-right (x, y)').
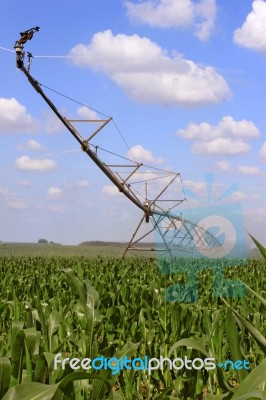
top-left (193, 138), bottom-right (250, 155)
top-left (182, 179), bottom-right (222, 205)
top-left (77, 179), bottom-right (91, 188)
top-left (0, 98), bottom-right (38, 134)
top-left (183, 179), bottom-right (207, 193)
top-left (238, 165), bottom-right (265, 175)
top-left (259, 142), bottom-right (266, 162)
top-left (216, 160), bottom-right (231, 171)
top-left (43, 110), bottom-right (64, 134)
top-left (233, 0), bottom-right (266, 53)
top-left (16, 156), bottom-right (57, 172)
top-left (182, 179), bottom-right (257, 206)
top-left (127, 145), bottom-right (163, 164)
top-left (61, 148), bottom-right (80, 155)
top-left (177, 115), bottom-right (260, 156)
top-left (229, 191), bottom-right (259, 201)
top-left (251, 206), bottom-right (266, 217)
top-left (77, 106), bottom-right (99, 120)
top-left (102, 185), bottom-right (122, 196)
top-left (194, 0), bottom-right (217, 41)
top-left (0, 187), bottom-right (27, 209)
top-left (125, 0), bottom-right (217, 41)
top-left (47, 187), bottom-right (62, 200)
top-left (17, 140), bottom-right (45, 152)
top-left (68, 30), bottom-right (230, 106)
top-left (178, 116), bottom-right (260, 140)
top-left (26, 140), bottom-right (45, 151)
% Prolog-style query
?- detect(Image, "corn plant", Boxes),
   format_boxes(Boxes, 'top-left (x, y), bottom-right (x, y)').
top-left (0, 241), bottom-right (265, 399)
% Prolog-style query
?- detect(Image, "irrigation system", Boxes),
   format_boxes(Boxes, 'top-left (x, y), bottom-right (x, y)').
top-left (14, 27), bottom-right (222, 258)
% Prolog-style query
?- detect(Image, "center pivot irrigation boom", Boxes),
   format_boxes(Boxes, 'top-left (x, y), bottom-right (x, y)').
top-left (14, 28), bottom-right (222, 258)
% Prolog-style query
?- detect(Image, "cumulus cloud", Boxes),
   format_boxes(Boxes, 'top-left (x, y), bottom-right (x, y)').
top-left (77, 106), bottom-right (99, 120)
top-left (251, 206), bottom-right (266, 217)
top-left (43, 110), bottom-right (64, 134)
top-left (26, 140), bottom-right (45, 151)
top-left (238, 165), bottom-right (265, 175)
top-left (230, 191), bottom-right (259, 201)
top-left (0, 187), bottom-right (27, 209)
top-left (259, 142), bottom-right (266, 161)
top-left (47, 187), bottom-right (62, 200)
top-left (77, 179), bottom-right (91, 188)
top-left (127, 145), bottom-right (163, 164)
top-left (177, 115), bottom-right (260, 155)
top-left (233, 0), bottom-right (266, 52)
top-left (182, 179), bottom-right (253, 206)
top-left (17, 140), bottom-right (45, 152)
top-left (216, 160), bottom-right (231, 171)
top-left (16, 156), bottom-right (57, 172)
top-left (68, 30), bottom-right (230, 106)
top-left (182, 179), bottom-right (222, 205)
top-left (178, 116), bottom-right (260, 140)
top-left (0, 98), bottom-right (38, 134)
top-left (193, 138), bottom-right (250, 155)
top-left (125, 0), bottom-right (217, 41)
top-left (183, 179), bottom-right (207, 193)
top-left (102, 185), bottom-right (122, 196)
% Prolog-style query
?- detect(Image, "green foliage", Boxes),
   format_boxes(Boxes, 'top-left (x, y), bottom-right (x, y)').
top-left (0, 254), bottom-right (265, 399)
top-left (249, 234), bottom-right (266, 260)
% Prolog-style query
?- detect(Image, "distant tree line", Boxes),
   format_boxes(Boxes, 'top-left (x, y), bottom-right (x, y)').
top-left (38, 239), bottom-right (48, 244)
top-left (38, 239), bottom-right (59, 245)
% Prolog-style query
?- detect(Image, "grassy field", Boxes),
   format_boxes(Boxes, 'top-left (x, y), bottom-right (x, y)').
top-left (0, 245), bottom-right (265, 399)
top-left (0, 242), bottom-right (262, 259)
top-left (0, 243), bottom-right (127, 258)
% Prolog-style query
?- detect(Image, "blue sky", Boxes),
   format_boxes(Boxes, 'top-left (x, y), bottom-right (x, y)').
top-left (0, 0), bottom-right (266, 245)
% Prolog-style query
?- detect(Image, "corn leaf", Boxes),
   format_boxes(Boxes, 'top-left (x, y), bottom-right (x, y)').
top-left (240, 281), bottom-right (266, 307)
top-left (225, 308), bottom-right (248, 382)
top-left (231, 358), bottom-right (266, 399)
top-left (2, 372), bottom-right (111, 400)
top-left (168, 338), bottom-right (210, 357)
top-left (0, 357), bottom-right (11, 398)
top-left (231, 391), bottom-right (266, 400)
top-left (91, 341), bottom-right (138, 400)
top-left (206, 393), bottom-right (231, 400)
top-left (249, 234), bottom-right (266, 260)
top-left (223, 299), bottom-right (266, 355)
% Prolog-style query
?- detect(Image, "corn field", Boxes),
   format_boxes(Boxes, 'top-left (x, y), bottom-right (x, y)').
top-left (0, 239), bottom-right (265, 399)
